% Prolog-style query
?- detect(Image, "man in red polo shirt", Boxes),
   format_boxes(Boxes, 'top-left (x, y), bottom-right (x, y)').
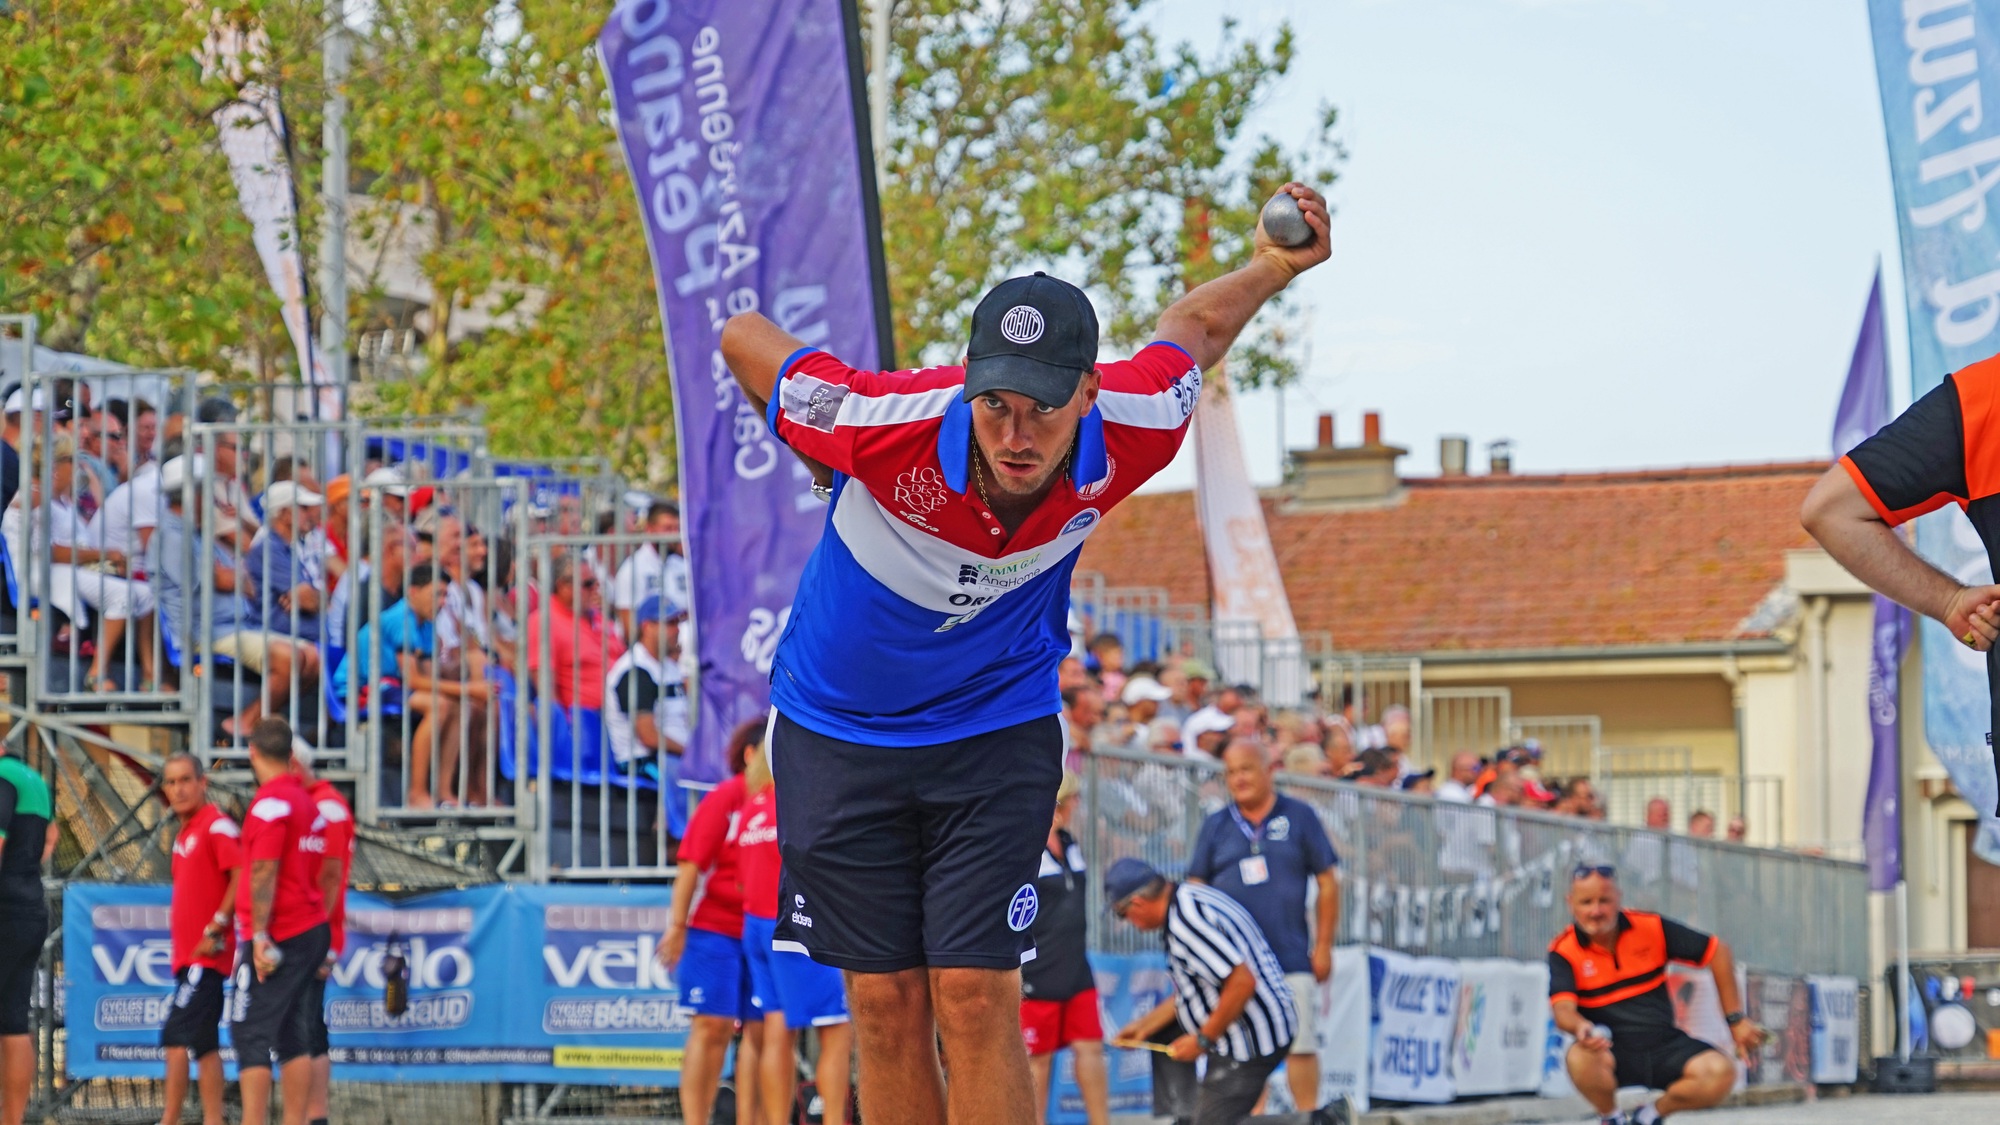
top-left (525, 554), bottom-right (623, 709)
top-left (294, 747), bottom-right (353, 1125)
top-left (161, 753), bottom-right (239, 1125)
top-left (231, 721), bottom-right (330, 1125)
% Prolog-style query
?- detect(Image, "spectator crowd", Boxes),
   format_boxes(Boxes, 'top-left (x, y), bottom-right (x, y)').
top-left (1056, 631), bottom-right (1750, 841)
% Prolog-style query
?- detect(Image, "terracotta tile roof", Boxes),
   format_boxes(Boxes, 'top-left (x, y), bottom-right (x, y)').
top-left (1076, 461), bottom-right (1828, 654)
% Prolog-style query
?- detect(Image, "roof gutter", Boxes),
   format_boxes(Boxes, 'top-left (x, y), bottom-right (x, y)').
top-left (1398, 638), bottom-right (1793, 665)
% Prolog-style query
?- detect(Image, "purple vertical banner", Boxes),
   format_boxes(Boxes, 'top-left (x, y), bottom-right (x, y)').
top-left (1831, 267), bottom-right (1905, 892)
top-left (599, 0), bottom-right (894, 780)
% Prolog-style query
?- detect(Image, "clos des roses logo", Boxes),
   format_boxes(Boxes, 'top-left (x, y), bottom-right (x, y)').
top-left (894, 466), bottom-right (948, 517)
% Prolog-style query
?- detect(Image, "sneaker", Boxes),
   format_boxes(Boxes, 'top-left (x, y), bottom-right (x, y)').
top-left (1599, 1113), bottom-right (1631, 1125)
top-left (1319, 1094), bottom-right (1358, 1125)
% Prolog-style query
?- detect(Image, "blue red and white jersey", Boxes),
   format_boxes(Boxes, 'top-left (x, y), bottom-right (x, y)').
top-left (765, 341), bottom-right (1201, 745)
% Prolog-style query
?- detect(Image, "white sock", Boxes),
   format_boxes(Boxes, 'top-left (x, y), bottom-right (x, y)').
top-left (1634, 1104), bottom-right (1661, 1125)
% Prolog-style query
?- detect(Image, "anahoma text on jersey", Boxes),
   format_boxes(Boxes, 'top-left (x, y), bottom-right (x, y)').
top-left (764, 341), bottom-right (1200, 746)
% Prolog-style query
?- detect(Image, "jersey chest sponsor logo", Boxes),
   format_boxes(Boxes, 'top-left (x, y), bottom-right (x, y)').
top-left (1061, 508), bottom-right (1099, 535)
top-left (173, 834), bottom-right (200, 859)
top-left (1266, 815), bottom-right (1290, 841)
top-left (893, 466), bottom-right (949, 519)
top-left (953, 550), bottom-right (1045, 592)
top-left (738, 812), bottom-right (777, 848)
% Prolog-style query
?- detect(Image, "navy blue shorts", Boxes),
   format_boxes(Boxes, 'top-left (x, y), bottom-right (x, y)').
top-left (160, 965), bottom-right (226, 1057)
top-left (770, 711), bottom-right (1063, 974)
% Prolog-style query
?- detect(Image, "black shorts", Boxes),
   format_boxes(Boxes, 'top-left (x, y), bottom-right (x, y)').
top-left (0, 903), bottom-right (47, 1037)
top-left (1613, 1028), bottom-right (1723, 1091)
top-left (305, 973), bottom-right (330, 1057)
top-left (229, 924), bottom-right (330, 1069)
top-left (771, 710), bottom-right (1063, 973)
top-left (160, 965), bottom-right (227, 1057)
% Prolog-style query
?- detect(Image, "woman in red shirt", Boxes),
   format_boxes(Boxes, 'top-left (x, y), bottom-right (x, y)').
top-left (659, 720), bottom-right (764, 1125)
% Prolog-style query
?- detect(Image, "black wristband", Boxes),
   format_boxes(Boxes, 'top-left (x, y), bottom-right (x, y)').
top-left (1196, 1032), bottom-right (1217, 1053)
top-left (1724, 1011), bottom-right (1747, 1026)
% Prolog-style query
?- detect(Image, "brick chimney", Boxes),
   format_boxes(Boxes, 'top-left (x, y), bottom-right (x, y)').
top-left (1287, 410), bottom-right (1407, 508)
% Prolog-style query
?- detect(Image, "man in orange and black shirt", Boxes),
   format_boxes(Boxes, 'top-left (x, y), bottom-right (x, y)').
top-left (1804, 361), bottom-right (2000, 784)
top-left (1549, 866), bottom-right (1763, 1125)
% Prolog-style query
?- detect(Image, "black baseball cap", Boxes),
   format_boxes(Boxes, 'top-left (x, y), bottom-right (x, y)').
top-left (963, 272), bottom-right (1100, 408)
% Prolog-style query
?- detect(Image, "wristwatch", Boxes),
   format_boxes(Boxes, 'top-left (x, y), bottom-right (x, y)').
top-left (1724, 1011), bottom-right (1747, 1026)
top-left (1195, 1032), bottom-right (1217, 1054)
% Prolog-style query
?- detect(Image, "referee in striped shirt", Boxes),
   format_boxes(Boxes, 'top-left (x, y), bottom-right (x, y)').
top-left (1106, 858), bottom-right (1298, 1124)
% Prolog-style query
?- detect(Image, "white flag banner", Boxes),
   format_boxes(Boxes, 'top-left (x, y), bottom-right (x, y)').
top-left (1191, 364), bottom-right (1303, 702)
top-left (196, 11), bottom-right (338, 420)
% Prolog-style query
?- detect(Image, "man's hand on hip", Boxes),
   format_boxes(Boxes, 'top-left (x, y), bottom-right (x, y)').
top-left (1943, 585), bottom-right (2000, 652)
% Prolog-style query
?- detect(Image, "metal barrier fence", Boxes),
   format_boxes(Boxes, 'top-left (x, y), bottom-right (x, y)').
top-left (1079, 747), bottom-right (1870, 979)
top-left (518, 530), bottom-right (691, 881)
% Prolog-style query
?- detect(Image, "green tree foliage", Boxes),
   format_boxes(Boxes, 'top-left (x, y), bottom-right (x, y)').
top-left (875, 0), bottom-right (1341, 388)
top-left (1, 0), bottom-right (1333, 488)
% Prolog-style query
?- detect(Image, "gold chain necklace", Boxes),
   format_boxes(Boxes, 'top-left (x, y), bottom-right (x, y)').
top-left (971, 445), bottom-right (1072, 510)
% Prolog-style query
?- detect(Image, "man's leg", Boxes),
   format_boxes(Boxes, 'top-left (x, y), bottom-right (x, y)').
top-left (195, 1052), bottom-right (225, 1125)
top-left (0, 1035), bottom-right (29, 1125)
top-left (308, 1057), bottom-right (330, 1124)
top-left (1027, 1053), bottom-right (1053, 1125)
top-left (161, 1046), bottom-right (190, 1125)
top-left (734, 1020), bottom-right (762, 1125)
top-left (845, 969), bottom-right (945, 1125)
top-left (1565, 1042), bottom-right (1619, 1116)
top-left (930, 967), bottom-right (1033, 1125)
top-left (1286, 1050), bottom-right (1320, 1112)
top-left (678, 1015), bottom-right (735, 1125)
top-left (757, 1014), bottom-right (795, 1125)
top-left (1654, 1049), bottom-right (1735, 1117)
top-left (238, 1064), bottom-right (274, 1125)
top-left (1071, 1040), bottom-right (1110, 1125)
top-left (277, 1057), bottom-right (312, 1125)
top-left (1191, 1053), bottom-right (1285, 1125)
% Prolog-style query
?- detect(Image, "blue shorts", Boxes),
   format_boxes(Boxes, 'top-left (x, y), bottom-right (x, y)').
top-left (743, 914), bottom-right (849, 1026)
top-left (677, 927), bottom-right (756, 1021)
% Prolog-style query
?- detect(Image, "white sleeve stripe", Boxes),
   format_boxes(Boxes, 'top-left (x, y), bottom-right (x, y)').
top-left (1097, 368), bottom-right (1201, 429)
top-left (1172, 903), bottom-right (1241, 980)
top-left (828, 384), bottom-right (959, 428)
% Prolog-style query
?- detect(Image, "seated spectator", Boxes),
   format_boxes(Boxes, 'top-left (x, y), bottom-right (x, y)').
top-left (1323, 717), bottom-right (1357, 777)
top-left (1686, 809), bottom-right (1716, 838)
top-left (1061, 684), bottom-right (1105, 769)
top-left (1086, 632), bottom-right (1127, 700)
top-left (1726, 815), bottom-right (1746, 842)
top-left (1400, 768), bottom-right (1436, 795)
top-left (1057, 655), bottom-right (1091, 692)
top-left (1090, 699), bottom-right (1146, 757)
top-left (1439, 752), bottom-right (1480, 803)
top-left (1352, 749), bottom-right (1398, 788)
top-left (90, 398), bottom-right (161, 559)
top-left (1281, 743), bottom-right (1332, 778)
top-left (1121, 675), bottom-right (1173, 730)
top-left (74, 402), bottom-right (120, 506)
top-left (3, 434), bottom-right (157, 690)
top-left (605, 595), bottom-right (691, 778)
top-left (326, 522), bottom-right (412, 644)
top-left (243, 481), bottom-right (325, 644)
top-left (195, 400), bottom-right (258, 550)
top-left (1170, 657), bottom-right (1214, 726)
top-left (525, 553), bottom-right (624, 710)
top-left (1381, 704), bottom-right (1412, 755)
top-left (336, 564), bottom-right (479, 809)
top-left (431, 515), bottom-right (493, 805)
top-left (1182, 683), bottom-right (1240, 749)
top-left (361, 466), bottom-right (412, 524)
top-left (610, 501), bottom-right (688, 638)
top-left (1181, 709), bottom-right (1233, 760)
top-left (318, 474), bottom-right (353, 582)
top-left (145, 455), bottom-right (319, 738)
top-left (1153, 666), bottom-right (1193, 725)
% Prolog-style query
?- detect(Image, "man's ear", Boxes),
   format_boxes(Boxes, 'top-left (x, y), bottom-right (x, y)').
top-left (1076, 368), bottom-right (1104, 412)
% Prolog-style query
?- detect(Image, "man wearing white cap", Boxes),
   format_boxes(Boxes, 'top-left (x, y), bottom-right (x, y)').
top-left (362, 467), bottom-right (411, 524)
top-left (0, 387), bottom-right (42, 515)
top-left (245, 482), bottom-right (326, 645)
top-left (146, 456), bottom-right (320, 740)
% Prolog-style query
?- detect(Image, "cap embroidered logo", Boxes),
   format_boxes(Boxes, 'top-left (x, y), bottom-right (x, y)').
top-left (1008, 884), bottom-right (1039, 932)
top-left (1000, 305), bottom-right (1045, 345)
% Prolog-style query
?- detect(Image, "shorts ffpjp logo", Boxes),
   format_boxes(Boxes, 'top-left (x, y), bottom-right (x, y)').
top-left (1000, 305), bottom-right (1045, 345)
top-left (1007, 884), bottom-right (1039, 932)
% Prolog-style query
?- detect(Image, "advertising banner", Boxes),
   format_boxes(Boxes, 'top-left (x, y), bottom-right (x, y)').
top-left (1745, 973), bottom-right (1812, 1086)
top-left (1259, 945), bottom-right (1373, 1115)
top-left (1668, 963), bottom-right (1747, 1092)
top-left (1867, 0), bottom-right (2000, 856)
top-left (1047, 952), bottom-right (1165, 1125)
top-left (1451, 958), bottom-right (1550, 1096)
top-left (64, 883), bottom-right (688, 1084)
top-left (1808, 976), bottom-right (1861, 1084)
top-left (599, 0), bottom-right (894, 779)
top-left (1368, 948), bottom-right (1459, 1104)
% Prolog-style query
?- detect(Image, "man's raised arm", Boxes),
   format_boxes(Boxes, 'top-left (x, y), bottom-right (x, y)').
top-left (721, 313), bottom-right (833, 487)
top-left (1154, 182), bottom-right (1332, 373)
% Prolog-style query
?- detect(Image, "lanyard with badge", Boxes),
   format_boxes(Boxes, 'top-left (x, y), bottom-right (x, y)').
top-left (1230, 804), bottom-right (1271, 886)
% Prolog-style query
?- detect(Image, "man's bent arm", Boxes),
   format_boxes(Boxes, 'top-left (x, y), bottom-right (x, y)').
top-left (1154, 182), bottom-right (1332, 373)
top-left (1801, 466), bottom-right (2000, 635)
top-left (1200, 964), bottom-right (1259, 1044)
top-left (1551, 997), bottom-right (1594, 1039)
top-left (1709, 939), bottom-right (1743, 1020)
top-left (1314, 869), bottom-right (1339, 958)
top-left (721, 313), bottom-right (832, 486)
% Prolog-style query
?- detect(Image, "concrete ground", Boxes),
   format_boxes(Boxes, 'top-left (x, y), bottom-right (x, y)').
top-left (1669, 1091), bottom-right (2000, 1124)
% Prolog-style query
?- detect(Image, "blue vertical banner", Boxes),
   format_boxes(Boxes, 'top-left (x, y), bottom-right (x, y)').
top-left (598, 0), bottom-right (895, 780)
top-left (1868, 0), bottom-right (2000, 861)
top-left (1830, 269), bottom-right (1910, 891)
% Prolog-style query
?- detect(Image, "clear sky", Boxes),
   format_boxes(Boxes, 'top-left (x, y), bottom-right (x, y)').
top-left (1136, 0), bottom-right (1908, 490)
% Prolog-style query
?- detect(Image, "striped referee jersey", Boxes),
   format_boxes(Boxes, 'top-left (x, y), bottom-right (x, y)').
top-left (1163, 881), bottom-right (1297, 1062)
